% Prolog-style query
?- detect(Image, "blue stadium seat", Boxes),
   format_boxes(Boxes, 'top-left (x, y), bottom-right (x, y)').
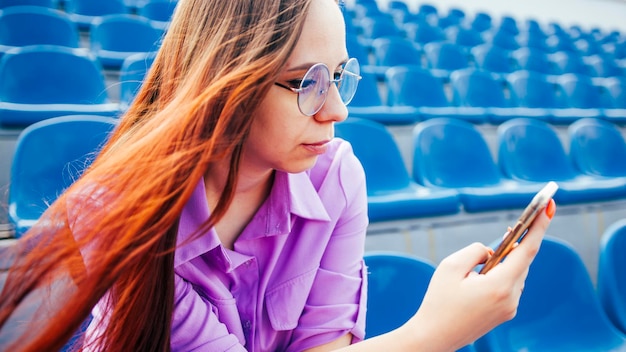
top-left (64, 0), bottom-right (129, 30)
top-left (586, 54), bottom-right (625, 77)
top-left (495, 16), bottom-right (519, 36)
top-left (0, 45), bottom-right (120, 127)
top-left (364, 252), bottom-right (435, 339)
top-left (118, 51), bottom-right (156, 111)
top-left (444, 25), bottom-right (484, 48)
top-left (136, 0), bottom-right (178, 23)
top-left (555, 73), bottom-right (605, 122)
top-left (506, 70), bottom-right (597, 124)
top-left (599, 77), bottom-right (626, 122)
top-left (470, 44), bottom-right (516, 77)
top-left (90, 14), bottom-right (163, 69)
top-left (470, 12), bottom-right (492, 33)
top-left (359, 15), bottom-right (403, 40)
top-left (488, 29), bottom-right (521, 51)
top-left (511, 47), bottom-right (558, 75)
top-left (497, 118), bottom-right (626, 204)
top-left (385, 65), bottom-right (486, 123)
top-left (334, 118), bottom-right (460, 221)
top-left (411, 118), bottom-right (543, 212)
top-left (0, 0), bottom-right (57, 8)
top-left (8, 115), bottom-right (118, 237)
top-left (347, 71), bottom-right (420, 125)
top-left (545, 33), bottom-right (579, 53)
top-left (402, 22), bottom-right (446, 48)
top-left (550, 51), bottom-right (593, 75)
top-left (568, 118), bottom-right (626, 177)
top-left (449, 68), bottom-right (550, 123)
top-left (423, 41), bottom-right (470, 78)
top-left (0, 6), bottom-right (79, 60)
top-left (363, 252), bottom-right (478, 352)
top-left (598, 219), bottom-right (626, 335)
top-left (370, 36), bottom-right (422, 68)
top-left (475, 236), bottom-right (626, 351)
top-left (346, 34), bottom-right (371, 68)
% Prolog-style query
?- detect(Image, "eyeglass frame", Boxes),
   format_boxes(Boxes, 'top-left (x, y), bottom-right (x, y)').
top-left (274, 57), bottom-right (362, 116)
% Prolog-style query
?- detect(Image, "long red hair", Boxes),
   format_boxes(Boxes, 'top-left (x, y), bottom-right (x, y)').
top-left (0, 0), bottom-right (313, 350)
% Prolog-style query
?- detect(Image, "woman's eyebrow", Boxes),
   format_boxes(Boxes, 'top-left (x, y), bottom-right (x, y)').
top-left (285, 57), bottom-right (349, 72)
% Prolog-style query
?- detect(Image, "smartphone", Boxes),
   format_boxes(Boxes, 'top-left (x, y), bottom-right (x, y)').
top-left (479, 181), bottom-right (559, 274)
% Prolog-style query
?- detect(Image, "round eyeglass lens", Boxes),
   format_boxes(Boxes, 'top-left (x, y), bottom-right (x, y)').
top-left (337, 58), bottom-right (360, 105)
top-left (298, 63), bottom-right (330, 116)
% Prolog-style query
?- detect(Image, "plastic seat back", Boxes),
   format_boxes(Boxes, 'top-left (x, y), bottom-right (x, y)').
top-left (445, 26), bottom-right (484, 48)
top-left (423, 41), bottom-right (469, 71)
top-left (471, 44), bottom-right (515, 74)
top-left (598, 219), bottom-right (626, 335)
top-left (507, 70), bottom-right (561, 108)
top-left (9, 115), bottom-right (118, 237)
top-left (568, 118), bottom-right (626, 177)
top-left (385, 66), bottom-right (449, 107)
top-left (348, 71), bottom-right (382, 107)
top-left (0, 45), bottom-right (109, 105)
top-left (450, 68), bottom-right (508, 108)
top-left (335, 118), bottom-right (411, 194)
top-left (497, 118), bottom-right (577, 182)
top-left (346, 34), bottom-right (370, 66)
top-left (364, 252), bottom-right (435, 338)
top-left (512, 47), bottom-right (557, 75)
top-left (137, 0), bottom-right (177, 22)
top-left (551, 51), bottom-right (592, 75)
top-left (412, 118), bottom-right (502, 188)
top-left (601, 77), bottom-right (626, 109)
top-left (0, 6), bottom-right (79, 48)
top-left (0, 0), bottom-right (56, 8)
top-left (403, 22), bottom-right (445, 45)
top-left (371, 37), bottom-right (422, 67)
top-left (119, 51), bottom-right (157, 109)
top-left (476, 237), bottom-right (626, 351)
top-left (91, 14), bottom-right (162, 53)
top-left (557, 74), bottom-right (606, 109)
top-left (65, 0), bottom-right (127, 17)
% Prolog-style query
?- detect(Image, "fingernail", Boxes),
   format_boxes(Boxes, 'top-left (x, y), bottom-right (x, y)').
top-left (545, 199), bottom-right (556, 219)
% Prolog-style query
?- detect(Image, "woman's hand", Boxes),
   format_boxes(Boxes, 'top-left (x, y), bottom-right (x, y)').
top-left (401, 199), bottom-right (556, 351)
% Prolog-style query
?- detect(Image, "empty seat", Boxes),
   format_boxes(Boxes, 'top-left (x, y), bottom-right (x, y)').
top-left (444, 25), bottom-right (484, 48)
top-left (64, 0), bottom-right (129, 30)
top-left (0, 6), bottom-right (79, 59)
top-left (550, 51), bottom-right (592, 75)
top-left (506, 70), bottom-right (597, 124)
top-left (0, 0), bottom-right (57, 8)
top-left (488, 29), bottom-right (520, 51)
top-left (556, 73), bottom-right (605, 121)
top-left (0, 45), bottom-right (120, 127)
top-left (512, 47), bottom-right (558, 75)
top-left (497, 118), bottom-right (626, 204)
top-left (475, 236), bottom-right (626, 351)
top-left (118, 51), bottom-right (156, 111)
top-left (599, 77), bottom-right (626, 122)
top-left (334, 118), bottom-right (460, 222)
top-left (9, 115), bottom-right (118, 237)
top-left (585, 55), bottom-right (625, 77)
top-left (403, 22), bottom-right (446, 47)
top-left (423, 41), bottom-right (470, 78)
top-left (568, 118), bottom-right (626, 177)
top-left (370, 37), bottom-right (422, 68)
top-left (598, 219), bottom-right (626, 335)
top-left (90, 14), bottom-right (163, 69)
top-left (470, 44), bottom-right (516, 77)
top-left (412, 118), bottom-right (543, 212)
top-left (470, 12), bottom-right (492, 33)
top-left (347, 71), bottom-right (420, 125)
top-left (364, 252), bottom-right (435, 339)
top-left (136, 0), bottom-right (178, 30)
top-left (385, 65), bottom-right (486, 123)
top-left (449, 68), bottom-right (550, 123)
top-left (359, 15), bottom-right (403, 40)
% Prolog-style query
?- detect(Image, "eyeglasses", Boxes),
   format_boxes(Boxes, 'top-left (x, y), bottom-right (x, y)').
top-left (274, 57), bottom-right (361, 116)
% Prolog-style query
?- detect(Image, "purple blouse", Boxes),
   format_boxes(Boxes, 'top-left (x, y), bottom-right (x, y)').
top-left (86, 138), bottom-right (369, 351)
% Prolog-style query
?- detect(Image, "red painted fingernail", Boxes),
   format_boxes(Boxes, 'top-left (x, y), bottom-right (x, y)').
top-left (545, 199), bottom-right (556, 219)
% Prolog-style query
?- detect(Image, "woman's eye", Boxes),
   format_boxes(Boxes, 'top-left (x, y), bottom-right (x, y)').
top-left (300, 78), bottom-right (317, 89)
top-left (333, 72), bottom-right (342, 80)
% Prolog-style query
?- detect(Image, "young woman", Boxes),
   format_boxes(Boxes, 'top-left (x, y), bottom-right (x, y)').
top-left (0, 0), bottom-right (556, 351)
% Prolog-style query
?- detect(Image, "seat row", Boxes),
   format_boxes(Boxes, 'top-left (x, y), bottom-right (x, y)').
top-left (0, 0), bottom-right (177, 30)
top-left (347, 0), bottom-right (625, 59)
top-left (365, 222), bottom-right (626, 351)
top-left (350, 37), bottom-right (625, 80)
top-left (334, 117), bottom-right (626, 222)
top-left (348, 65), bottom-right (626, 126)
top-left (0, 6), bottom-right (167, 68)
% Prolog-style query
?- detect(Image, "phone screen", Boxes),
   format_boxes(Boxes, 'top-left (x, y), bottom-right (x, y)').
top-left (479, 181), bottom-right (558, 274)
